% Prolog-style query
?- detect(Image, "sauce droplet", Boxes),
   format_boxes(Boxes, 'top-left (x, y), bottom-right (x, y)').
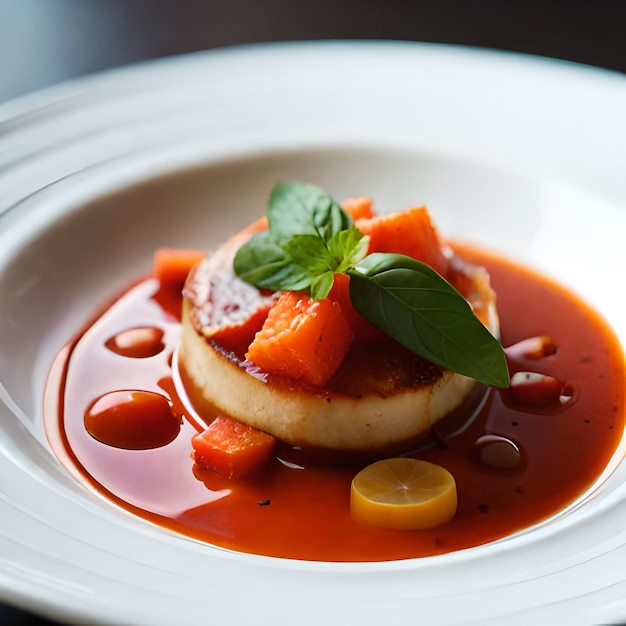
top-left (84, 390), bottom-right (181, 449)
top-left (105, 327), bottom-right (165, 358)
top-left (508, 371), bottom-right (564, 406)
top-left (505, 336), bottom-right (557, 360)
top-left (473, 434), bottom-right (522, 469)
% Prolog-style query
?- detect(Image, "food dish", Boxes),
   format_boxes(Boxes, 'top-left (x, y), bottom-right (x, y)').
top-left (180, 191), bottom-right (503, 453)
top-left (0, 41), bottom-right (624, 624)
top-left (46, 182), bottom-right (621, 562)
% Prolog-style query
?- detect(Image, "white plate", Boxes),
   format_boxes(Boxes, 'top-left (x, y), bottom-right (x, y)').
top-left (0, 42), bottom-right (625, 625)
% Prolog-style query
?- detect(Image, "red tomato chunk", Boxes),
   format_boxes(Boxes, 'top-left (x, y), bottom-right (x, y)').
top-left (191, 416), bottom-right (276, 479)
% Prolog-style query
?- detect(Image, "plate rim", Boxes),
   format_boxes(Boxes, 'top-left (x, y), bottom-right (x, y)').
top-left (0, 40), bottom-right (624, 625)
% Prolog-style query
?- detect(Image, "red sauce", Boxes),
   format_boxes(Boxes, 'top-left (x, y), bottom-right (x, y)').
top-left (44, 245), bottom-right (624, 562)
top-left (84, 390), bottom-right (182, 450)
top-left (105, 326), bottom-right (165, 359)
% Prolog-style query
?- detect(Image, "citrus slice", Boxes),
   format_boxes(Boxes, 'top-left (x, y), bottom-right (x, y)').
top-left (350, 458), bottom-right (457, 530)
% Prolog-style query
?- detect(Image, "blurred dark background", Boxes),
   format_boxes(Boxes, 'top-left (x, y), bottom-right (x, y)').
top-left (0, 0), bottom-right (624, 623)
top-left (1, 0), bottom-right (625, 104)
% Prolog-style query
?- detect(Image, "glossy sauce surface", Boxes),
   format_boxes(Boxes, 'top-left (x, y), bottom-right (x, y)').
top-left (44, 246), bottom-right (624, 562)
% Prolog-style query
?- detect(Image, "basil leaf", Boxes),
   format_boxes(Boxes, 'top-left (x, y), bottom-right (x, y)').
top-left (233, 231), bottom-right (312, 291)
top-left (268, 181), bottom-right (353, 243)
top-left (310, 271), bottom-right (335, 300)
top-left (234, 181), bottom-right (509, 388)
top-left (348, 253), bottom-right (510, 388)
top-left (328, 228), bottom-right (369, 273)
top-left (283, 228), bottom-right (369, 276)
top-left (283, 234), bottom-right (333, 275)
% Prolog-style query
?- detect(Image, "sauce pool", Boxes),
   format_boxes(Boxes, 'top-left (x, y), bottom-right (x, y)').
top-left (44, 245), bottom-right (624, 562)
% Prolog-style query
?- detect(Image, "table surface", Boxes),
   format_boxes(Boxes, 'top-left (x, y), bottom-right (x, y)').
top-left (1, 0), bottom-right (625, 624)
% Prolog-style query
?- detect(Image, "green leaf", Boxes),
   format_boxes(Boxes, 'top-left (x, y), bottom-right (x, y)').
top-left (267, 181), bottom-right (352, 243)
top-left (233, 181), bottom-right (510, 388)
top-left (283, 228), bottom-right (369, 278)
top-left (283, 234), bottom-right (333, 275)
top-left (348, 253), bottom-right (510, 388)
top-left (310, 271), bottom-right (335, 300)
top-left (235, 184), bottom-right (362, 294)
top-left (327, 228), bottom-right (369, 273)
top-left (233, 230), bottom-right (313, 291)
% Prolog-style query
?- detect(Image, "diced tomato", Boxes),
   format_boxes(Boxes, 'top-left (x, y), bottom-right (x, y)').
top-left (341, 197), bottom-right (377, 221)
top-left (191, 416), bottom-right (275, 479)
top-left (246, 291), bottom-right (354, 387)
top-left (153, 248), bottom-right (206, 292)
top-left (356, 206), bottom-right (449, 277)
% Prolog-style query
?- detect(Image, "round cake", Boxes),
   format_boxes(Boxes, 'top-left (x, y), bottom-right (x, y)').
top-left (178, 210), bottom-right (500, 456)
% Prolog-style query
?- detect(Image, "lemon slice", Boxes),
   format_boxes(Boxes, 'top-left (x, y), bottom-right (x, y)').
top-left (350, 458), bottom-right (457, 530)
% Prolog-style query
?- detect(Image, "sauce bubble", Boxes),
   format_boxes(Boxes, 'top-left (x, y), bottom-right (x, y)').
top-left (105, 327), bottom-right (165, 358)
top-left (84, 390), bottom-right (181, 449)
